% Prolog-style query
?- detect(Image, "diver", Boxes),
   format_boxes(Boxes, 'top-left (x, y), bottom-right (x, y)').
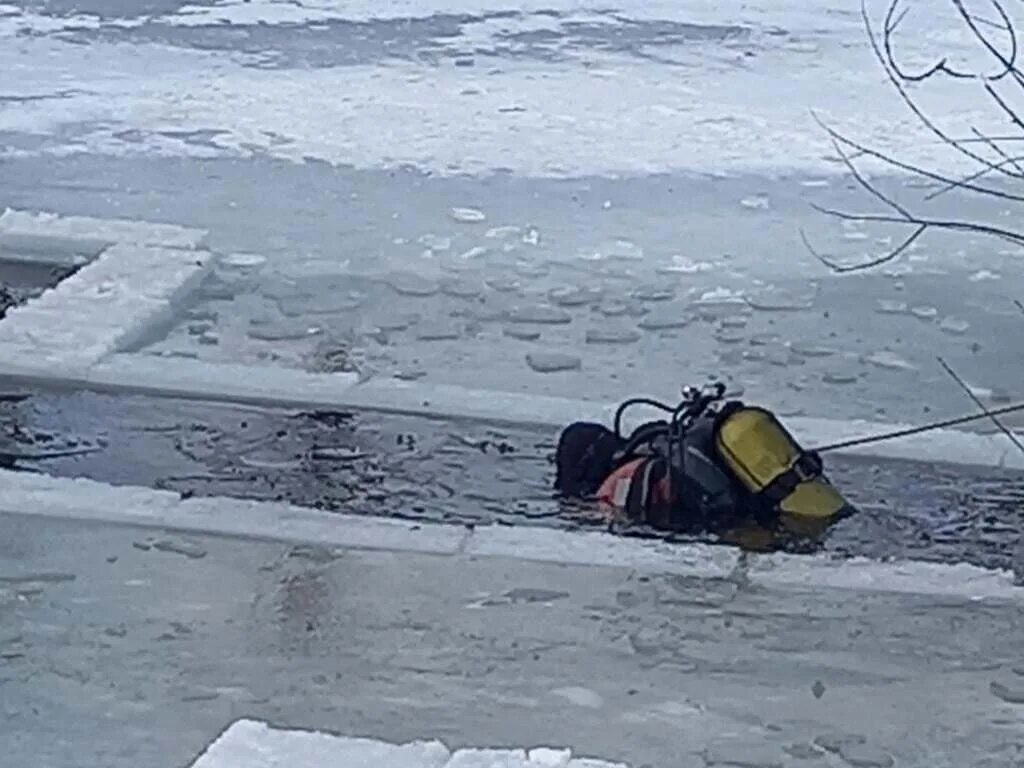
top-left (553, 382), bottom-right (853, 538)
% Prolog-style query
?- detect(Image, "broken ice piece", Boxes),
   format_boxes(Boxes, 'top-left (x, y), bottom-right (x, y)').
top-left (451, 207), bottom-right (486, 223)
top-left (632, 285), bottom-right (675, 302)
top-left (823, 372), bottom-right (859, 384)
top-left (585, 329), bottom-right (641, 345)
top-left (660, 254), bottom-right (714, 274)
top-left (522, 226), bottom-right (541, 246)
top-left (969, 269), bottom-right (1000, 282)
top-left (526, 352), bottom-right (581, 373)
top-left (506, 305), bottom-right (572, 325)
top-left (740, 195), bottom-right (770, 210)
top-left (485, 225), bottom-right (520, 239)
top-left (311, 447), bottom-right (368, 462)
top-left (549, 286), bottom-right (602, 307)
top-left (791, 343), bottom-right (836, 358)
top-left (384, 273), bottom-right (440, 297)
top-left (910, 305), bottom-right (938, 320)
top-left (418, 233), bottom-right (452, 251)
top-left (503, 326), bottom-right (541, 341)
top-left (863, 350), bottom-right (916, 370)
top-left (876, 299), bottom-right (909, 314)
top-left (223, 252), bottom-right (266, 268)
top-left (939, 316), bottom-right (970, 335)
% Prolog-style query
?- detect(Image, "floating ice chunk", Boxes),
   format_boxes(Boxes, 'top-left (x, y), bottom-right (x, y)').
top-left (507, 305), bottom-right (572, 325)
top-left (602, 200), bottom-right (612, 209)
top-left (969, 269), bottom-right (1000, 282)
top-left (719, 315), bottom-right (748, 329)
top-left (910, 305), bottom-right (938, 320)
top-left (486, 277), bottom-right (521, 293)
top-left (419, 234), bottom-right (452, 251)
top-left (939, 316), bottom-right (970, 335)
top-left (739, 195), bottom-right (770, 210)
top-left (504, 326), bottom-right (541, 341)
top-left (602, 238), bottom-right (644, 260)
top-left (374, 315), bottom-right (417, 332)
top-left (522, 227), bottom-right (541, 246)
top-left (713, 328), bottom-right (745, 344)
top-left (842, 230), bottom-right (869, 241)
top-left (279, 294), bottom-right (362, 317)
top-left (747, 286), bottom-right (815, 311)
top-left (384, 273), bottom-right (440, 297)
top-left (526, 352), bottom-right (581, 373)
top-left (659, 255), bottom-right (714, 274)
top-left (416, 324), bottom-right (462, 341)
top-left (638, 309), bottom-right (691, 331)
top-left (791, 343), bottom-right (836, 358)
top-left (876, 299), bottom-right (909, 315)
top-left (823, 371), bottom-right (859, 384)
top-left (222, 252), bottom-right (266, 268)
top-left (458, 246), bottom-right (489, 260)
top-left (863, 350), bottom-right (916, 371)
top-left (596, 299), bottom-right (644, 317)
top-left (585, 329), bottom-right (640, 345)
top-left (486, 226), bottom-right (520, 239)
top-left (451, 207), bottom-right (486, 223)
top-left (632, 285), bottom-right (675, 302)
top-left (549, 286), bottom-right (602, 307)
top-left (310, 447), bottom-right (367, 462)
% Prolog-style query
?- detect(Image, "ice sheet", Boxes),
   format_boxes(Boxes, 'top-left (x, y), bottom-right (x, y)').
top-left (190, 720), bottom-right (631, 768)
top-left (0, 0), bottom-right (1011, 178)
top-left (2, 470), bottom-right (1020, 600)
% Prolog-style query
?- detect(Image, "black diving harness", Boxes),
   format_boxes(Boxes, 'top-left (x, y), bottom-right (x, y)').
top-left (607, 381), bottom-right (1024, 528)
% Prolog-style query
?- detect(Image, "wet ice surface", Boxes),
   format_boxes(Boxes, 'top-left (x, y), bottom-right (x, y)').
top-left (3, 154), bottom-right (1020, 426)
top-left (3, 389), bottom-right (1023, 571)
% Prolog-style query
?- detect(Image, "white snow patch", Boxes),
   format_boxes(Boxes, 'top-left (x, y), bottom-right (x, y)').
top-left (190, 720), bottom-right (628, 768)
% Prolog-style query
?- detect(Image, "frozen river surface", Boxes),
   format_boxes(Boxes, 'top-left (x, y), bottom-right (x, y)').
top-left (2, 0), bottom-right (1024, 424)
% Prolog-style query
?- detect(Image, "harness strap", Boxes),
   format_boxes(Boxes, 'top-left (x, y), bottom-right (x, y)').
top-left (756, 450), bottom-right (823, 504)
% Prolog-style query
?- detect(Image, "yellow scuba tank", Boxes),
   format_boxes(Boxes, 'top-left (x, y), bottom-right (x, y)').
top-left (713, 406), bottom-right (848, 521)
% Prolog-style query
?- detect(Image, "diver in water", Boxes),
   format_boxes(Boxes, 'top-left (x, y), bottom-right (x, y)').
top-left (553, 382), bottom-right (853, 538)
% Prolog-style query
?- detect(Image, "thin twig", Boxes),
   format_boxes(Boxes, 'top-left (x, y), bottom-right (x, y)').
top-left (800, 224), bottom-right (926, 273)
top-left (871, 0), bottom-right (1024, 183)
top-left (937, 355), bottom-right (1024, 457)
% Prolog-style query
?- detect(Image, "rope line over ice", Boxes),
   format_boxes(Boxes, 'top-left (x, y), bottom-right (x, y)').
top-left (811, 401), bottom-right (1024, 454)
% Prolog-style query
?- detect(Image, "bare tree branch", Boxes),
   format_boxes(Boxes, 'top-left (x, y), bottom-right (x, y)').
top-left (938, 355), bottom-right (1024, 457)
top-left (806, 0), bottom-right (1024, 273)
